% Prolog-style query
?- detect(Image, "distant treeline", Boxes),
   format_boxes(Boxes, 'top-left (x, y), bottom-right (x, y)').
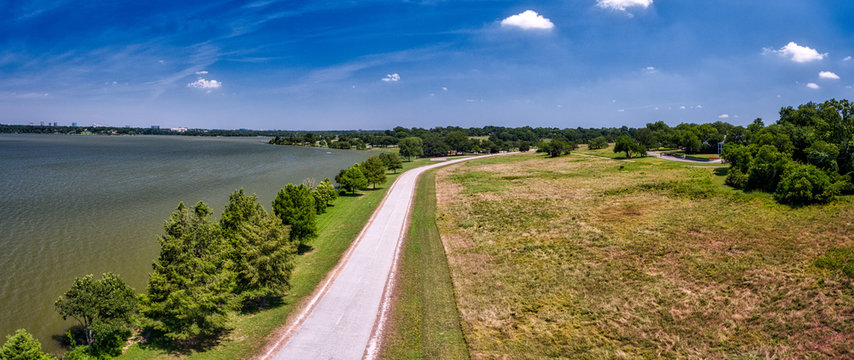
top-left (269, 126), bottom-right (633, 155)
top-left (0, 124), bottom-right (375, 138)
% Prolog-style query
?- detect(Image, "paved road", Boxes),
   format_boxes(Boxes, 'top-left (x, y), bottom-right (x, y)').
top-left (264, 156), bottom-right (485, 360)
top-left (647, 151), bottom-right (724, 163)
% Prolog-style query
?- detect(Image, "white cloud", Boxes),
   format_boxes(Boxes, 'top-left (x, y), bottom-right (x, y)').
top-left (679, 105), bottom-right (686, 110)
top-left (195, 70), bottom-right (208, 75)
top-left (596, 0), bottom-right (653, 11)
top-left (500, 10), bottom-right (554, 30)
top-left (819, 71), bottom-right (840, 80)
top-left (442, 86), bottom-right (448, 91)
top-left (766, 42), bottom-right (826, 63)
top-left (617, 109), bottom-right (625, 112)
top-left (718, 114), bottom-right (729, 119)
top-left (806, 82), bottom-right (820, 89)
top-left (844, 56), bottom-right (852, 62)
top-left (187, 78), bottom-right (222, 89)
top-left (382, 73), bottom-right (400, 82)
top-left (644, 66), bottom-right (656, 72)
top-left (696, 104), bottom-right (703, 109)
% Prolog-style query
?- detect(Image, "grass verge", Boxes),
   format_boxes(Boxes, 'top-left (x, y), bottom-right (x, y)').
top-left (435, 151), bottom-right (854, 359)
top-left (120, 157), bottom-right (433, 360)
top-left (379, 169), bottom-right (469, 360)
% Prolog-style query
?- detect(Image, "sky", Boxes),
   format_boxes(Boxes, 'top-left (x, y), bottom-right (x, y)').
top-left (1, 0), bottom-right (854, 130)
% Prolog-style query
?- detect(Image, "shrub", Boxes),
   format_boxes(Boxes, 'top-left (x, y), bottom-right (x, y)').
top-left (722, 143), bottom-right (752, 173)
top-left (725, 168), bottom-right (749, 189)
top-left (747, 145), bottom-right (788, 192)
top-left (774, 163), bottom-right (836, 204)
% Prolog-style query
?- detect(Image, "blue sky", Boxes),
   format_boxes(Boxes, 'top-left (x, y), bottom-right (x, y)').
top-left (2, 1), bottom-right (853, 130)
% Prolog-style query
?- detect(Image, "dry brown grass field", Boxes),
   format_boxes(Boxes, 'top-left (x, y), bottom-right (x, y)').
top-left (434, 151), bottom-right (854, 359)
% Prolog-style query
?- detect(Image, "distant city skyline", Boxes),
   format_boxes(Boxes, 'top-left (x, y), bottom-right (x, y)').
top-left (2, 1), bottom-right (853, 130)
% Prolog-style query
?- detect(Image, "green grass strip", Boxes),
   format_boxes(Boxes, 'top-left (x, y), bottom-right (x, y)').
top-left (379, 169), bottom-right (469, 360)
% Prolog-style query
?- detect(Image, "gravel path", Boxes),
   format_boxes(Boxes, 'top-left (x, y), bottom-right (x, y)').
top-left (264, 155), bottom-right (489, 360)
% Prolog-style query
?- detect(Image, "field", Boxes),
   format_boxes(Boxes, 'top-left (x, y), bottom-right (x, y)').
top-left (121, 155), bottom-right (433, 360)
top-left (433, 151), bottom-right (854, 359)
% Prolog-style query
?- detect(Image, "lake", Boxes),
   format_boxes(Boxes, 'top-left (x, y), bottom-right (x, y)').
top-left (0, 134), bottom-right (371, 354)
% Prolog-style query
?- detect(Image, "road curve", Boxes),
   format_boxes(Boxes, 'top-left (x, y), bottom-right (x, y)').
top-left (263, 155), bottom-right (487, 360)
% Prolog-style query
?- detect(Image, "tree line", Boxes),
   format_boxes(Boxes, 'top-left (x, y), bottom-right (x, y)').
top-left (1, 154), bottom-right (399, 359)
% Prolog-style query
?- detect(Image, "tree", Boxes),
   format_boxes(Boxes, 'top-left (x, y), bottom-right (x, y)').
top-left (220, 189), bottom-right (296, 304)
top-left (444, 131), bottom-right (470, 154)
top-left (398, 137), bottom-right (423, 161)
top-left (517, 141), bottom-right (530, 152)
top-left (614, 135), bottom-right (638, 158)
top-left (231, 205), bottom-right (296, 303)
top-left (54, 273), bottom-right (136, 346)
top-left (362, 155), bottom-right (387, 189)
top-left (422, 136), bottom-right (450, 157)
top-left (588, 136), bottom-right (608, 150)
top-left (335, 165), bottom-right (368, 194)
top-left (272, 184), bottom-right (318, 246)
top-left (139, 202), bottom-right (236, 343)
top-left (542, 139), bottom-right (569, 157)
top-left (379, 152), bottom-right (403, 173)
top-left (0, 329), bottom-right (55, 360)
top-left (722, 144), bottom-right (753, 173)
top-left (315, 178), bottom-right (338, 207)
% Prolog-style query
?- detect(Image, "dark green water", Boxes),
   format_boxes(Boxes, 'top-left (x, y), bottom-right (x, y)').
top-left (0, 134), bottom-right (371, 354)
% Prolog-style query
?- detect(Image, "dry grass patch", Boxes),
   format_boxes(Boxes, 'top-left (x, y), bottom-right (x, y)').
top-left (435, 152), bottom-right (854, 359)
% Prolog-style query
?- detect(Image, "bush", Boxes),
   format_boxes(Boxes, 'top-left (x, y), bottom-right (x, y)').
top-left (725, 168), bottom-right (749, 189)
top-left (89, 323), bottom-right (132, 357)
top-left (588, 136), bottom-right (608, 150)
top-left (722, 143), bottom-right (752, 173)
top-left (774, 163), bottom-right (837, 204)
top-left (747, 145), bottom-right (788, 192)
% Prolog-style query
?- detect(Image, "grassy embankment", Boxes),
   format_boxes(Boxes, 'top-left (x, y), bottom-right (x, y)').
top-left (379, 169), bottom-right (469, 360)
top-left (433, 148), bottom-right (853, 358)
top-left (121, 155), bottom-right (433, 360)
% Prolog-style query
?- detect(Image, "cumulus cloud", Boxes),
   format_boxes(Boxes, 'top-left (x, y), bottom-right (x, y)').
top-left (696, 104), bottom-right (703, 109)
top-left (500, 10), bottom-right (554, 30)
top-left (765, 42), bottom-right (826, 63)
top-left (596, 0), bottom-right (653, 11)
top-left (187, 78), bottom-right (222, 89)
top-left (679, 105), bottom-right (686, 110)
top-left (844, 56), bottom-right (852, 62)
top-left (718, 114), bottom-right (729, 119)
top-left (819, 71), bottom-right (840, 80)
top-left (442, 86), bottom-right (448, 91)
top-left (195, 70), bottom-right (208, 75)
top-left (382, 73), bottom-right (400, 82)
top-left (806, 82), bottom-right (820, 89)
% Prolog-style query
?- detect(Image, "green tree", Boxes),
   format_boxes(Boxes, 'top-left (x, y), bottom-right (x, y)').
top-left (231, 205), bottom-right (296, 304)
top-left (614, 135), bottom-right (639, 158)
top-left (398, 137), bottom-right (423, 161)
top-left (517, 141), bottom-right (530, 152)
top-left (379, 152), bottom-right (403, 173)
top-left (362, 155), bottom-right (387, 189)
top-left (722, 143), bottom-right (753, 173)
top-left (272, 184), bottom-right (318, 246)
top-left (444, 131), bottom-right (470, 154)
top-left (335, 165), bottom-right (368, 194)
top-left (315, 178), bottom-right (338, 208)
top-left (0, 329), bottom-right (55, 360)
top-left (542, 139), bottom-right (569, 157)
top-left (220, 188), bottom-right (259, 236)
top-left (54, 273), bottom-right (136, 346)
top-left (588, 136), bottom-right (608, 150)
top-left (139, 202), bottom-right (236, 343)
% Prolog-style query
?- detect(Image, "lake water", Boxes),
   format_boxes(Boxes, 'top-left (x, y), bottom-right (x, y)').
top-left (0, 134), bottom-right (371, 354)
